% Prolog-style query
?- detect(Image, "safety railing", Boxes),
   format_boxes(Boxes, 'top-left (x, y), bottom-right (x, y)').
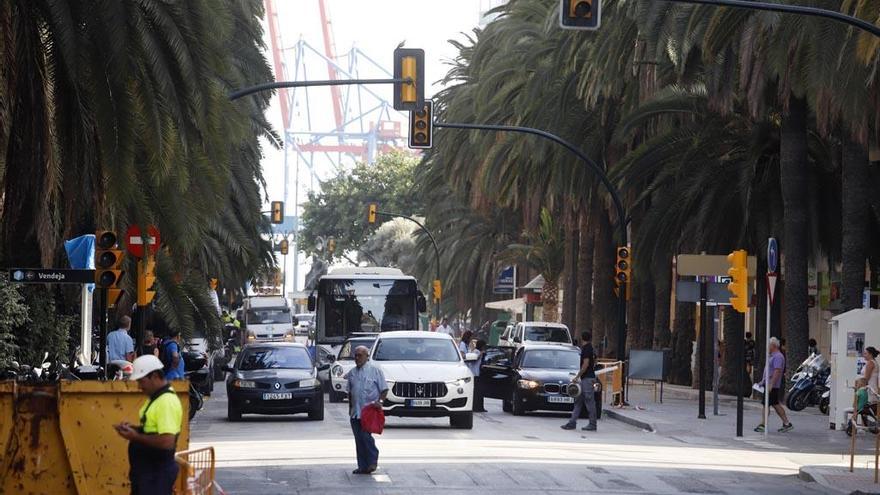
top-left (175, 446), bottom-right (220, 494)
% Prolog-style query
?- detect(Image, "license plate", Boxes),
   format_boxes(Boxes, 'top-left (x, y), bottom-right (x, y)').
top-left (407, 399), bottom-right (432, 407)
top-left (262, 392), bottom-right (292, 400)
top-left (547, 395), bottom-right (574, 404)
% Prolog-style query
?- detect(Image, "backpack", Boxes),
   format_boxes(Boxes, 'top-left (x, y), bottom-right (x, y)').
top-left (160, 339), bottom-right (178, 372)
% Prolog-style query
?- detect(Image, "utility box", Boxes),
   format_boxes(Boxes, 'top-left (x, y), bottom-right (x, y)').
top-left (829, 309), bottom-right (880, 430)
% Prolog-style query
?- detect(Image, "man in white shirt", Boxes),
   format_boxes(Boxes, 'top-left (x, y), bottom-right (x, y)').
top-left (436, 317), bottom-right (454, 337)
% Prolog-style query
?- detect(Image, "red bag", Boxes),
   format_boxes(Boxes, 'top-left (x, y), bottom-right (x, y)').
top-left (360, 405), bottom-right (385, 434)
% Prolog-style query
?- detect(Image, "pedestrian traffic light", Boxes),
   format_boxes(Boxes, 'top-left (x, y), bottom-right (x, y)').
top-left (95, 230), bottom-right (124, 289)
top-left (433, 279), bottom-right (442, 302)
top-left (137, 256), bottom-right (157, 306)
top-left (279, 239), bottom-right (289, 255)
top-left (615, 246), bottom-right (631, 300)
top-left (559, 0), bottom-right (601, 30)
top-left (727, 249), bottom-right (749, 313)
top-left (393, 48), bottom-right (425, 111)
top-left (368, 203), bottom-right (378, 224)
top-left (409, 100), bottom-right (433, 149)
top-left (270, 201), bottom-right (284, 224)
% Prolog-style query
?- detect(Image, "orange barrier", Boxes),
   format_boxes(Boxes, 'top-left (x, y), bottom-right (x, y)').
top-left (175, 447), bottom-right (220, 495)
top-left (596, 360), bottom-right (624, 405)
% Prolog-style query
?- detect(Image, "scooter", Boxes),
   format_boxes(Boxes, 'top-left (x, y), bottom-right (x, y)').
top-left (819, 374), bottom-right (831, 415)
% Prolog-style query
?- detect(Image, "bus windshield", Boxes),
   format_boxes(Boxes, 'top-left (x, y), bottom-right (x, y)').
top-left (318, 278), bottom-right (417, 341)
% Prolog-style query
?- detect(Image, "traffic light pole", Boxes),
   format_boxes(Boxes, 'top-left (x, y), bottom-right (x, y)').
top-left (698, 277), bottom-right (707, 419)
top-left (375, 210), bottom-right (442, 320)
top-left (434, 121), bottom-right (630, 368)
top-left (97, 287), bottom-right (108, 380)
top-left (229, 78), bottom-right (413, 101)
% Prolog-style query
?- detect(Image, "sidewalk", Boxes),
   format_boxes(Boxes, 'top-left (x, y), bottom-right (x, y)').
top-left (603, 381), bottom-right (880, 494)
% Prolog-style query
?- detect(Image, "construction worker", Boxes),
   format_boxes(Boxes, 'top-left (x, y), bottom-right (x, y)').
top-left (114, 355), bottom-right (183, 494)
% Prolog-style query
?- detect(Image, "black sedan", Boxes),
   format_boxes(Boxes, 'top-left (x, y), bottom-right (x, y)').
top-left (223, 342), bottom-right (327, 421)
top-left (481, 344), bottom-right (602, 417)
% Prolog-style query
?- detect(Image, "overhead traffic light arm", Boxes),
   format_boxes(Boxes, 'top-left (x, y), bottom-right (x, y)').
top-left (228, 78), bottom-right (413, 101)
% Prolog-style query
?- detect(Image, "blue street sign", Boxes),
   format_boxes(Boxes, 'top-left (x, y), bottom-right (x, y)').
top-left (767, 238), bottom-right (778, 274)
top-left (494, 266), bottom-right (515, 295)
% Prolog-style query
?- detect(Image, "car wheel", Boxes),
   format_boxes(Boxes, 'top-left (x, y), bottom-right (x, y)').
top-left (227, 403), bottom-right (242, 422)
top-left (329, 390), bottom-right (344, 403)
top-left (502, 398), bottom-right (512, 413)
top-left (450, 412), bottom-right (473, 429)
top-left (309, 393), bottom-right (324, 421)
top-left (511, 392), bottom-right (526, 416)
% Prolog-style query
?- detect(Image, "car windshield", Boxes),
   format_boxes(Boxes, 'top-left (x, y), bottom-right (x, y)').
top-left (373, 337), bottom-right (460, 362)
top-left (338, 339), bottom-right (377, 359)
top-left (246, 307), bottom-right (291, 325)
top-left (319, 278), bottom-right (417, 337)
top-left (524, 326), bottom-right (570, 343)
top-left (239, 347), bottom-right (311, 370)
top-left (296, 314), bottom-right (314, 324)
top-left (521, 349), bottom-right (580, 370)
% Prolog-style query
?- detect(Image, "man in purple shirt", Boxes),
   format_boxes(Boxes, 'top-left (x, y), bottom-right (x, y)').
top-left (754, 337), bottom-right (792, 432)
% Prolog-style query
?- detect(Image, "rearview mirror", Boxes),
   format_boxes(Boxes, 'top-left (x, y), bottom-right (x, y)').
top-left (307, 294), bottom-right (316, 312)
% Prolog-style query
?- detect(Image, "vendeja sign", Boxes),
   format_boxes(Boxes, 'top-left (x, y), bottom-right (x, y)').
top-left (8, 268), bottom-right (95, 284)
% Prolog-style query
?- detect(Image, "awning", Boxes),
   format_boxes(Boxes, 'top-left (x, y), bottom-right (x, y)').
top-left (484, 298), bottom-right (525, 315)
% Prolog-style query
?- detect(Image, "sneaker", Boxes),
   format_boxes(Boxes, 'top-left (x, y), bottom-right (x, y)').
top-left (582, 424), bottom-right (597, 431)
top-left (561, 423), bottom-right (576, 430)
top-left (778, 423), bottom-right (793, 433)
top-left (754, 424), bottom-right (765, 433)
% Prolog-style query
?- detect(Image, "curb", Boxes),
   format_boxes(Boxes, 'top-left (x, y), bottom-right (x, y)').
top-left (798, 465), bottom-right (880, 495)
top-left (604, 408), bottom-right (654, 432)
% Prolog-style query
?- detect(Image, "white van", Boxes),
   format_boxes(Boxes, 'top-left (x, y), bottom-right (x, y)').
top-left (243, 296), bottom-right (295, 342)
top-left (500, 322), bottom-right (572, 348)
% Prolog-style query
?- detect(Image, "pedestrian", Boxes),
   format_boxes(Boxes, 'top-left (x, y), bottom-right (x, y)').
top-left (114, 355), bottom-right (183, 495)
top-left (861, 346), bottom-right (879, 395)
top-left (436, 317), bottom-right (454, 337)
top-left (108, 316), bottom-right (136, 362)
top-left (459, 330), bottom-right (473, 357)
top-left (744, 332), bottom-right (756, 380)
top-left (754, 337), bottom-right (793, 433)
top-left (142, 330), bottom-right (159, 357)
top-left (808, 338), bottom-right (819, 356)
top-left (561, 331), bottom-right (598, 432)
top-left (345, 345), bottom-right (388, 474)
top-left (159, 329), bottom-right (185, 380)
top-left (469, 339), bottom-right (487, 412)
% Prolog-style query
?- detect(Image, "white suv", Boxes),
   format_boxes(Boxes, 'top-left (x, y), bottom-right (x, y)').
top-left (501, 322), bottom-right (572, 348)
top-left (371, 331), bottom-right (475, 429)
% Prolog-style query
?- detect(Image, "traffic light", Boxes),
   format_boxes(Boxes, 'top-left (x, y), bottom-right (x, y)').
top-left (727, 250), bottom-right (749, 313)
top-left (327, 238), bottom-right (336, 254)
top-left (95, 230), bottom-right (124, 290)
top-left (559, 0), bottom-right (601, 30)
top-left (137, 256), bottom-right (157, 306)
top-left (614, 246), bottom-right (631, 300)
top-left (368, 203), bottom-right (378, 224)
top-left (279, 239), bottom-right (289, 255)
top-left (393, 48), bottom-right (425, 111)
top-left (408, 100), bottom-right (433, 149)
top-left (270, 201), bottom-right (284, 224)
top-left (433, 279), bottom-right (442, 302)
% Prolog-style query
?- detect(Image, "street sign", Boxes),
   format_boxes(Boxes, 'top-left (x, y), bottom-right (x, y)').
top-left (494, 266), bottom-right (515, 295)
top-left (677, 254), bottom-right (757, 277)
top-left (9, 268), bottom-right (95, 284)
top-left (676, 280), bottom-right (735, 304)
top-left (125, 224), bottom-right (161, 258)
top-left (767, 238), bottom-right (778, 273)
top-left (767, 273), bottom-right (778, 305)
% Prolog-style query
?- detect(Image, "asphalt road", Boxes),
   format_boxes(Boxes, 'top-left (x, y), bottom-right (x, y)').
top-left (190, 383), bottom-right (835, 494)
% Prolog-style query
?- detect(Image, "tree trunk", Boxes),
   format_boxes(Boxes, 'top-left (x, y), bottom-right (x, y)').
top-left (542, 278), bottom-right (560, 322)
top-left (841, 137), bottom-right (869, 311)
top-left (561, 209), bottom-right (578, 334)
top-left (669, 300), bottom-right (695, 386)
top-left (653, 259), bottom-right (672, 348)
top-left (638, 278), bottom-right (655, 350)
top-left (592, 206), bottom-right (615, 357)
top-left (779, 95), bottom-right (810, 374)
top-left (575, 207), bottom-right (594, 335)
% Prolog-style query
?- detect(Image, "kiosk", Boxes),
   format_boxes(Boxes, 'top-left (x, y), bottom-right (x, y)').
top-left (829, 309), bottom-right (880, 430)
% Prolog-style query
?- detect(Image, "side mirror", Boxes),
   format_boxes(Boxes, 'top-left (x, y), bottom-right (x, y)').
top-left (417, 292), bottom-right (427, 313)
top-left (464, 352), bottom-right (479, 362)
top-left (221, 365), bottom-right (234, 373)
top-left (317, 363), bottom-right (331, 372)
top-left (307, 294), bottom-right (316, 312)
top-left (513, 336), bottom-right (522, 344)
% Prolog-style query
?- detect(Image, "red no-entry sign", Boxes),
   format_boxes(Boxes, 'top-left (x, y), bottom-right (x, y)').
top-left (125, 224), bottom-right (161, 258)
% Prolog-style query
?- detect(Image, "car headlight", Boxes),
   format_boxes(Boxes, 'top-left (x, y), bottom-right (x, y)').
top-left (298, 378), bottom-right (320, 388)
top-left (448, 377), bottom-right (472, 387)
top-left (517, 379), bottom-right (540, 390)
top-left (233, 380), bottom-right (256, 388)
top-left (332, 365), bottom-right (344, 377)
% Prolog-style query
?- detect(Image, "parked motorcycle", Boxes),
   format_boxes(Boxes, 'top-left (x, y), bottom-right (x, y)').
top-left (819, 374), bottom-right (831, 415)
top-left (786, 353), bottom-right (830, 411)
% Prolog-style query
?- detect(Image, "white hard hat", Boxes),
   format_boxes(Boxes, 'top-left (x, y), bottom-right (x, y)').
top-left (129, 355), bottom-right (165, 381)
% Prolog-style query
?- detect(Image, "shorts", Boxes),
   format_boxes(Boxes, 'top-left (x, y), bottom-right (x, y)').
top-left (768, 388), bottom-right (780, 406)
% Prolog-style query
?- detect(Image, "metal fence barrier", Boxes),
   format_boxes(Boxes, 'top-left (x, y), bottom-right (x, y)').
top-left (175, 446), bottom-right (221, 494)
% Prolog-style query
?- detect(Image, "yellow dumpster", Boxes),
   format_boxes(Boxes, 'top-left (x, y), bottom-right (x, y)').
top-left (0, 380), bottom-right (190, 495)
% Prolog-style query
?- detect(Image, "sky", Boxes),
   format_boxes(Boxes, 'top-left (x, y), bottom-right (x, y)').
top-left (258, 1), bottom-right (506, 295)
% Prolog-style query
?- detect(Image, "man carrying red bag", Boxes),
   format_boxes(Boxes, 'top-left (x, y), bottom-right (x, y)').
top-left (345, 346), bottom-right (388, 474)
